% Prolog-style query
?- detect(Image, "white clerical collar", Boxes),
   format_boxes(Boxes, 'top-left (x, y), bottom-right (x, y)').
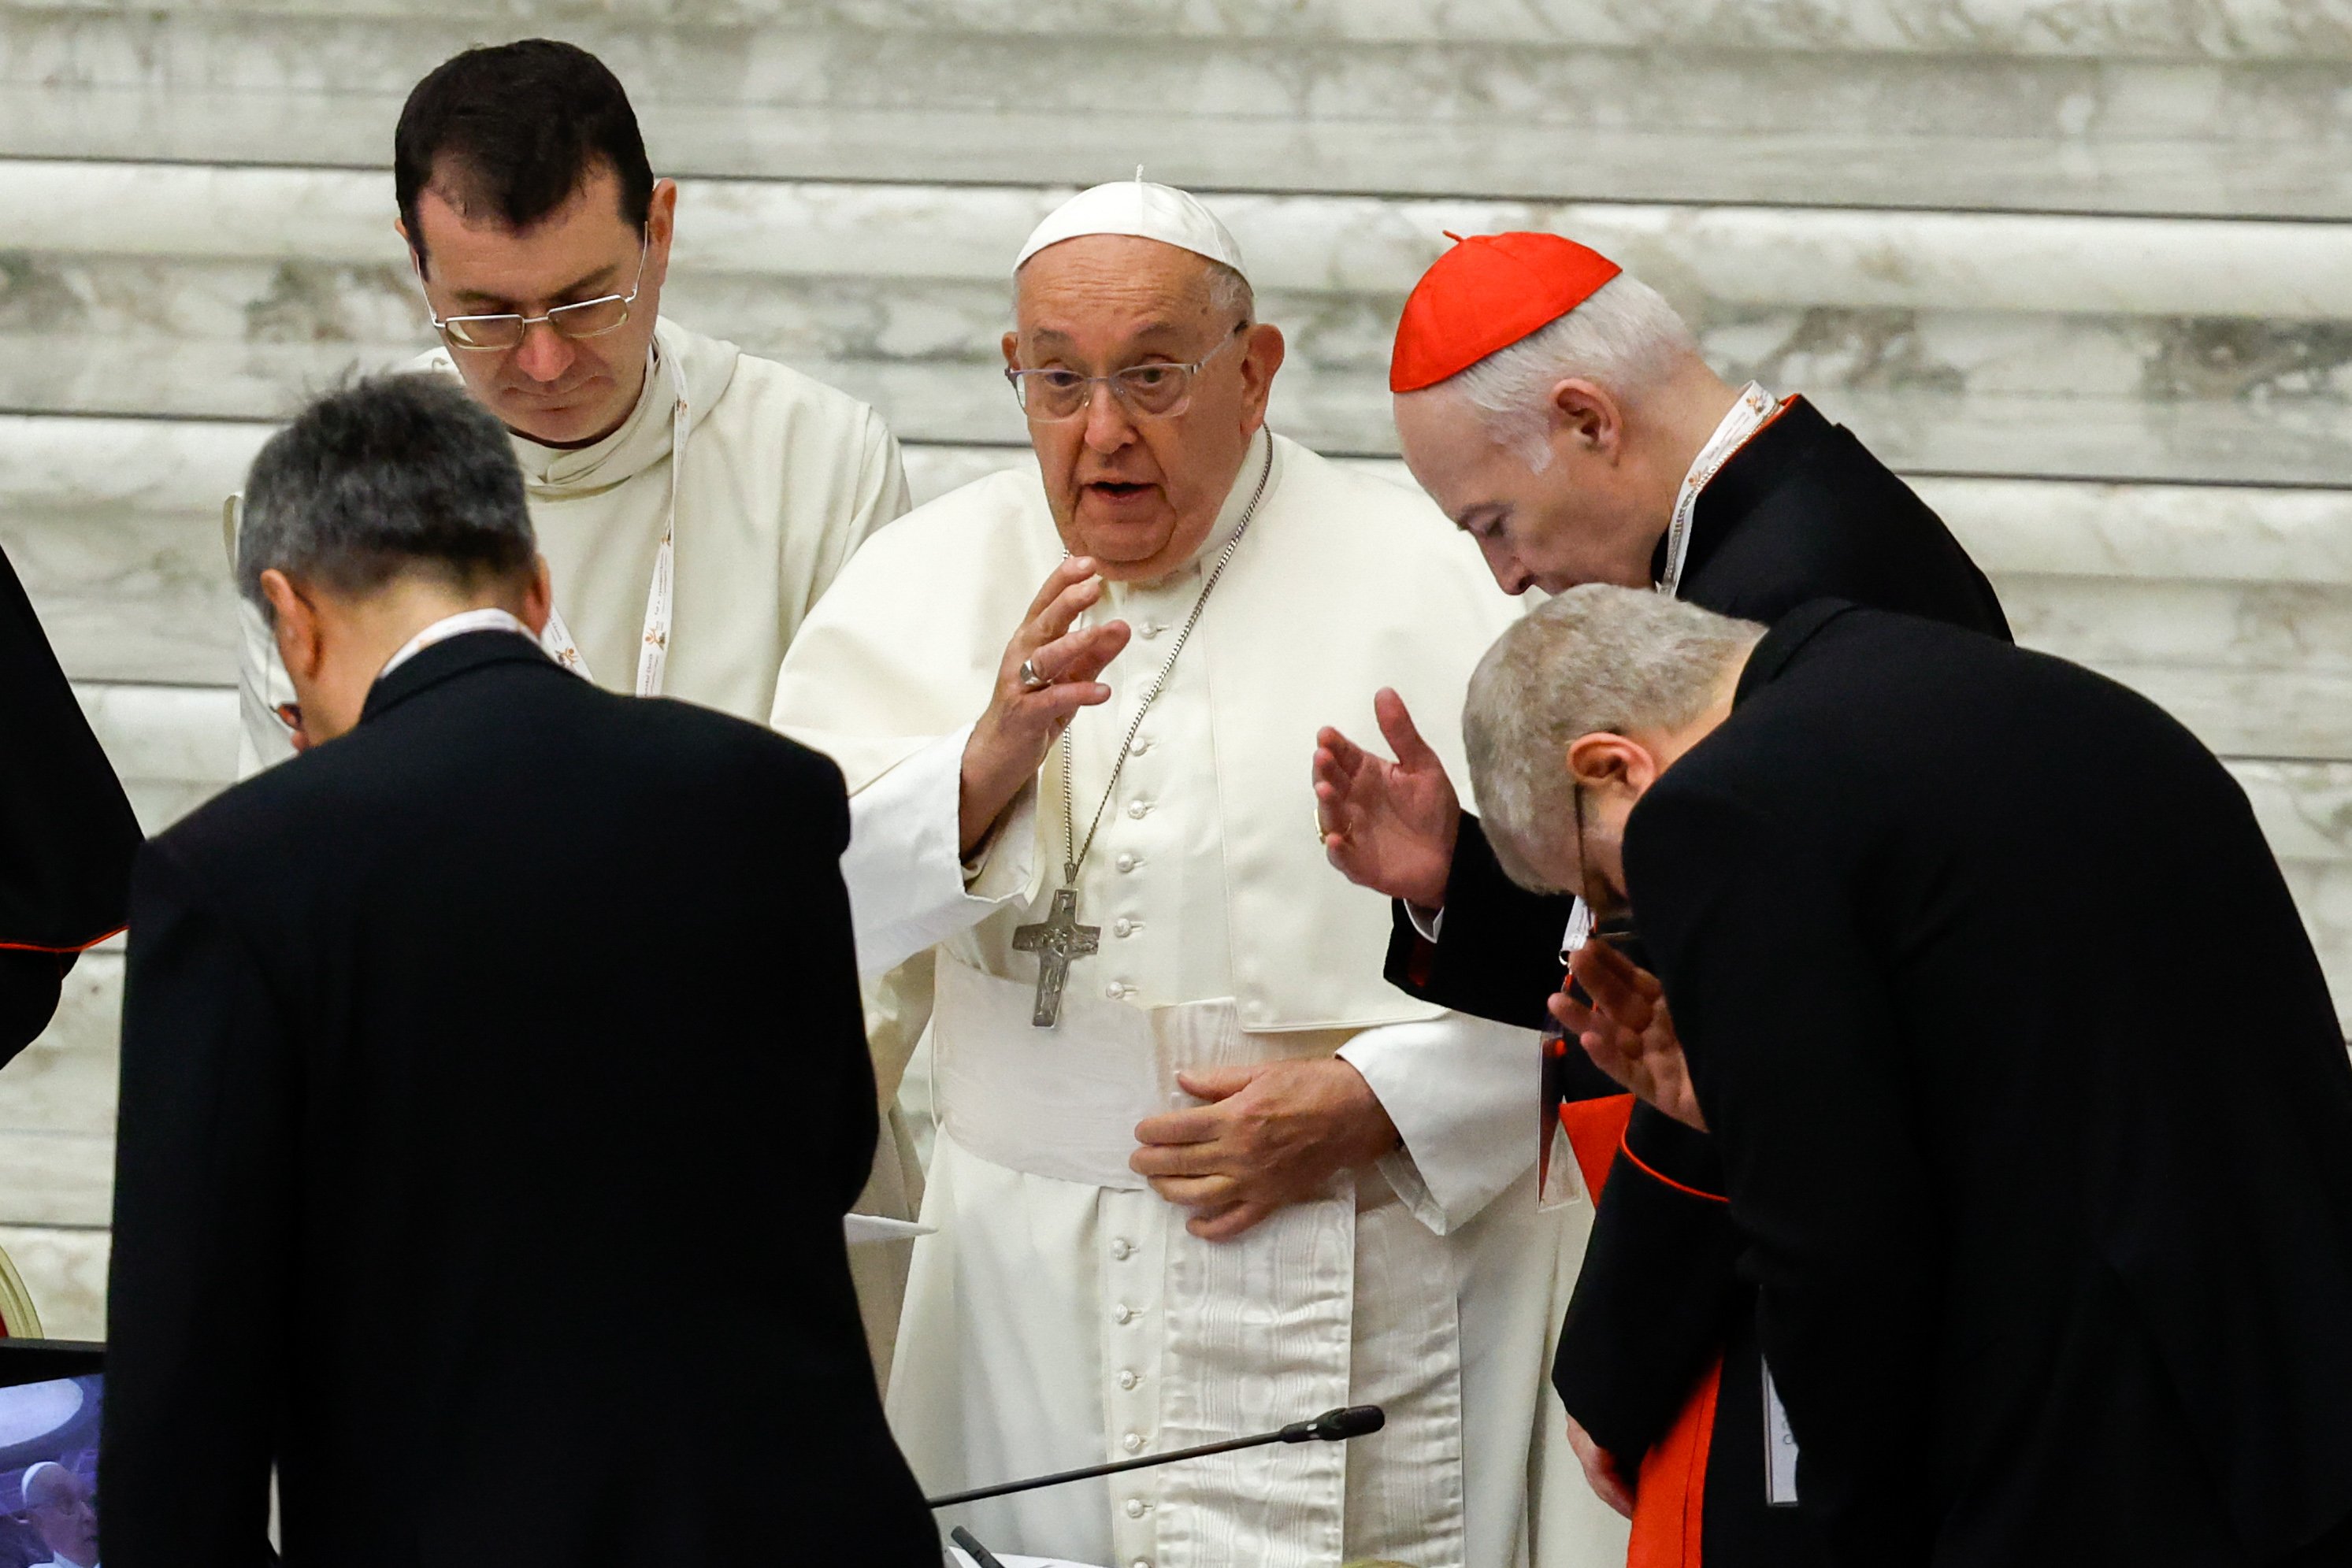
top-left (377, 608), bottom-right (536, 682)
top-left (1657, 381), bottom-right (1780, 596)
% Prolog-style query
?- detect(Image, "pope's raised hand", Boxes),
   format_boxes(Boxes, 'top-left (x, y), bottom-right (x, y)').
top-left (1551, 939), bottom-right (1707, 1132)
top-left (1314, 687), bottom-right (1461, 911)
top-left (960, 557), bottom-right (1133, 858)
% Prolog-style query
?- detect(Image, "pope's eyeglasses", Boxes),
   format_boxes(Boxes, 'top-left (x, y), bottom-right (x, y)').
top-left (425, 238), bottom-right (651, 352)
top-left (1006, 321), bottom-right (1248, 422)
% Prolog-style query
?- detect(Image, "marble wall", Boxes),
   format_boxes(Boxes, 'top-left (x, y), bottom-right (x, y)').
top-left (2, 0), bottom-right (2349, 1336)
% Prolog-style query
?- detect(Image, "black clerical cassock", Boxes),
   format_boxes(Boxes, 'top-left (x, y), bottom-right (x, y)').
top-left (0, 543), bottom-right (140, 1055)
top-left (1627, 600), bottom-right (2352, 1566)
top-left (1389, 399), bottom-right (2008, 1565)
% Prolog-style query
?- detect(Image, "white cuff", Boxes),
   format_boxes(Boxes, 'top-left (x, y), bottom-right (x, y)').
top-left (840, 724), bottom-right (1040, 979)
top-left (1406, 903), bottom-right (1445, 943)
top-left (1338, 1014), bottom-right (1540, 1236)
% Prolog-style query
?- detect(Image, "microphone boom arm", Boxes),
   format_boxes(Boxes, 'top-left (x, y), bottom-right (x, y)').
top-left (926, 1405), bottom-right (1386, 1510)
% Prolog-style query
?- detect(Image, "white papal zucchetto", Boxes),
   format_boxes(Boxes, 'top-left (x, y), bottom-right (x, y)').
top-left (1012, 171), bottom-right (1250, 280)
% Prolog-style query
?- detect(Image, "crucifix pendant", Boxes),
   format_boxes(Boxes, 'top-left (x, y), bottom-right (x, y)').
top-left (1011, 879), bottom-right (1101, 1028)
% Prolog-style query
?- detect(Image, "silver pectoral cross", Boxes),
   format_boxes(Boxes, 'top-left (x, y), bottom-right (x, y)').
top-left (1011, 880), bottom-right (1100, 1028)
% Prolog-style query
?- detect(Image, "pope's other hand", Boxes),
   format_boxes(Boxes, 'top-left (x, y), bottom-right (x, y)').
top-left (1553, 939), bottom-right (1707, 1132)
top-left (1314, 687), bottom-right (1460, 911)
top-left (961, 557), bottom-right (1132, 858)
top-left (1129, 1058), bottom-right (1400, 1240)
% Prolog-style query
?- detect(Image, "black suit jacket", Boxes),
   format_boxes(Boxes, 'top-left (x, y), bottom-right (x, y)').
top-left (102, 632), bottom-right (937, 1568)
top-left (1, 543), bottom-right (141, 1054)
top-left (1630, 602), bottom-right (2352, 1566)
top-left (1389, 399), bottom-right (2012, 1559)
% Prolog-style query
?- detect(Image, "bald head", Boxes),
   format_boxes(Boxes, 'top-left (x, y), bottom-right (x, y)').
top-left (1003, 234), bottom-right (1285, 580)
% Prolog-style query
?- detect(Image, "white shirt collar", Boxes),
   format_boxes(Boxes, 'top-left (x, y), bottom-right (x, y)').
top-left (377, 608), bottom-right (536, 682)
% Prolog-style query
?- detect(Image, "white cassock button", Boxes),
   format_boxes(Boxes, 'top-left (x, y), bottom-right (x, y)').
top-left (1115, 1303), bottom-right (1137, 1324)
top-left (1118, 1369), bottom-right (1140, 1389)
top-left (1140, 621), bottom-right (1166, 639)
top-left (1111, 1236), bottom-right (1135, 1259)
top-left (1105, 981), bottom-right (1127, 999)
top-left (1125, 1499), bottom-right (1148, 1519)
top-left (1133, 736), bottom-right (1153, 755)
top-left (1114, 917), bottom-right (1135, 938)
top-left (1127, 799), bottom-right (1151, 818)
top-left (1115, 852), bottom-right (1138, 873)
top-left (1123, 1432), bottom-right (1146, 1454)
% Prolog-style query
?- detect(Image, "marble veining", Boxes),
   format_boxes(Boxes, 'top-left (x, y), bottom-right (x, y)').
top-left (17, 164), bottom-right (2352, 323)
top-left (24, 0), bottom-right (2352, 61)
top-left (0, 1226), bottom-right (107, 1340)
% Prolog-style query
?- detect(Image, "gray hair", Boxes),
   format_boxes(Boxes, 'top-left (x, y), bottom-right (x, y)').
top-left (1430, 272), bottom-right (1701, 470)
top-left (1464, 585), bottom-right (1764, 893)
top-left (236, 373), bottom-right (535, 617)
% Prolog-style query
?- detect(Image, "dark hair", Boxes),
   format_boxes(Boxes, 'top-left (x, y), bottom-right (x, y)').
top-left (237, 374), bottom-right (536, 612)
top-left (394, 39), bottom-right (652, 265)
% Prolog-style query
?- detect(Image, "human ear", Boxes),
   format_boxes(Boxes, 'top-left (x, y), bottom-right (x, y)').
top-left (520, 556), bottom-right (554, 637)
top-left (395, 217), bottom-right (426, 282)
top-left (1237, 322), bottom-right (1285, 433)
top-left (1546, 379), bottom-right (1623, 462)
top-left (645, 179), bottom-right (679, 280)
top-left (1565, 732), bottom-right (1658, 798)
top-left (1000, 330), bottom-right (1022, 373)
top-left (259, 569), bottom-right (325, 683)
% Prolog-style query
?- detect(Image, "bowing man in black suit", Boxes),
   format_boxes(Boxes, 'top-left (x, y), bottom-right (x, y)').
top-left (0, 543), bottom-right (142, 1056)
top-left (1462, 584), bottom-right (2352, 1567)
top-left (102, 375), bottom-right (938, 1567)
top-left (1319, 235), bottom-right (2009, 1561)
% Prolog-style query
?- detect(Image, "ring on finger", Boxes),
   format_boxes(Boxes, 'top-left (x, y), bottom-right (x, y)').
top-left (1018, 658), bottom-right (1052, 691)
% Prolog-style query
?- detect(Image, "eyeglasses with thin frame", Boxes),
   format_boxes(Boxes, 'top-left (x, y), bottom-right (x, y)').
top-left (425, 236), bottom-right (651, 352)
top-left (1005, 321), bottom-right (1248, 422)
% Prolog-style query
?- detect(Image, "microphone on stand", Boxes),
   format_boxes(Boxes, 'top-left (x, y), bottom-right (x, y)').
top-left (926, 1405), bottom-right (1386, 1509)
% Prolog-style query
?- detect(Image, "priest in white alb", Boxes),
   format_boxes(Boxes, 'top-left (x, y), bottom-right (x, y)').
top-left (225, 39), bottom-right (922, 1368)
top-left (770, 180), bottom-right (1623, 1568)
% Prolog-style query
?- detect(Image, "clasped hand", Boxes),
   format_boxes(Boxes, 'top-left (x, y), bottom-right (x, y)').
top-left (1130, 1058), bottom-right (1400, 1240)
top-left (1313, 688), bottom-right (1461, 911)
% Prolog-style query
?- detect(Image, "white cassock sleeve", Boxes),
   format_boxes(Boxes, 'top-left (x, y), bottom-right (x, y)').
top-left (840, 723), bottom-right (1040, 980)
top-left (1337, 1014), bottom-right (1541, 1236)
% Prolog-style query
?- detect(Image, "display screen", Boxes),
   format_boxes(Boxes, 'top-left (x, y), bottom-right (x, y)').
top-left (0, 1347), bottom-right (102, 1568)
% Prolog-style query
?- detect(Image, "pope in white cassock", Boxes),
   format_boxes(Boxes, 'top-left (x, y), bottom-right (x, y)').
top-left (771, 180), bottom-right (1622, 1568)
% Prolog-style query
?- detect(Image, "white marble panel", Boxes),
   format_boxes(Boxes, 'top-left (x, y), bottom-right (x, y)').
top-left (72, 684), bottom-right (239, 833)
top-left (17, 164), bottom-right (2352, 321)
top-left (20, 0), bottom-right (2352, 60)
top-left (1919, 479), bottom-right (2352, 588)
top-left (1, 955), bottom-right (118, 1142)
top-left (9, 91), bottom-right (2352, 222)
top-left (0, 1226), bottom-right (107, 1342)
top-left (0, 1136), bottom-right (112, 1229)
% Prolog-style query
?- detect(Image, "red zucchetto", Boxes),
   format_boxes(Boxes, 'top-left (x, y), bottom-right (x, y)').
top-left (1389, 232), bottom-right (1623, 393)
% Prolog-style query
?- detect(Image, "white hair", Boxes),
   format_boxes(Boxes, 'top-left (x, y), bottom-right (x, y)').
top-left (1427, 272), bottom-right (1701, 471)
top-left (1464, 585), bottom-right (1763, 893)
